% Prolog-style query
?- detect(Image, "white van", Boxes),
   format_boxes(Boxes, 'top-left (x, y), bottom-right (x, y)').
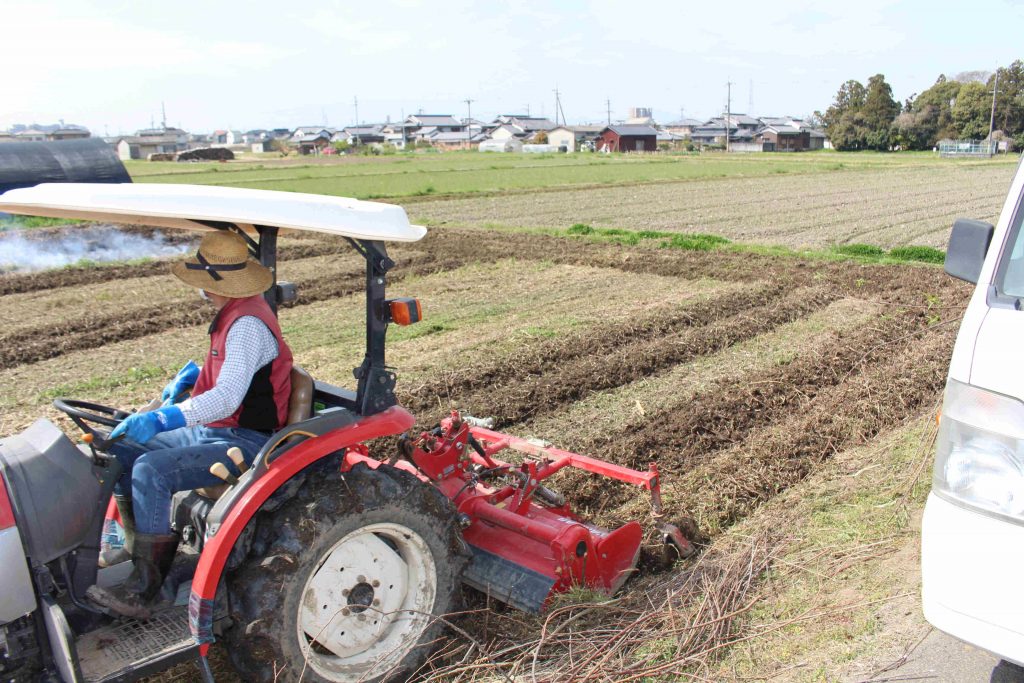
top-left (922, 155), bottom-right (1024, 666)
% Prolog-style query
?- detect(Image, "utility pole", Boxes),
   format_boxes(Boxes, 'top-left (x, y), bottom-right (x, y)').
top-left (989, 68), bottom-right (1000, 154)
top-left (464, 98), bottom-right (474, 150)
top-left (161, 102), bottom-right (167, 130)
top-left (553, 88), bottom-right (560, 126)
top-left (353, 96), bottom-right (360, 147)
top-left (606, 98), bottom-right (612, 125)
top-left (725, 80), bottom-right (734, 153)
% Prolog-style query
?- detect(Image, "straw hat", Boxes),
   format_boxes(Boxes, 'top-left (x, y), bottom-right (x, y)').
top-left (171, 231), bottom-right (272, 298)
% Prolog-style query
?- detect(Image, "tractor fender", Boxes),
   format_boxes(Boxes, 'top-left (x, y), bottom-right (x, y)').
top-left (187, 405), bottom-right (416, 647)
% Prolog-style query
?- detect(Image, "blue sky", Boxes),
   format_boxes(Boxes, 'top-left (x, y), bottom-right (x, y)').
top-left (3, 0), bottom-right (1022, 134)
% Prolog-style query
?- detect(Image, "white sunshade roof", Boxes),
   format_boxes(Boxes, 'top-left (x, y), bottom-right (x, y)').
top-left (0, 183), bottom-right (427, 242)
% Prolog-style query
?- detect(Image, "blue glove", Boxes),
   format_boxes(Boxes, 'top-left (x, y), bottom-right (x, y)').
top-left (161, 361), bottom-right (200, 405)
top-left (110, 406), bottom-right (186, 444)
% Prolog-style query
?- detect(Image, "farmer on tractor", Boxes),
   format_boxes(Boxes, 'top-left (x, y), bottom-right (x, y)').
top-left (86, 230), bottom-right (294, 618)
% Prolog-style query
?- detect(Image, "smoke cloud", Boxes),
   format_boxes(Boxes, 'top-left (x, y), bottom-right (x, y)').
top-left (0, 224), bottom-right (193, 273)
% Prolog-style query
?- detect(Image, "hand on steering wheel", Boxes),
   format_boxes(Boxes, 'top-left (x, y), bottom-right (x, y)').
top-left (52, 398), bottom-right (132, 451)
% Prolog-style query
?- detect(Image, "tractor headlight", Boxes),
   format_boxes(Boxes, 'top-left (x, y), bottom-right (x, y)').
top-left (934, 379), bottom-right (1024, 520)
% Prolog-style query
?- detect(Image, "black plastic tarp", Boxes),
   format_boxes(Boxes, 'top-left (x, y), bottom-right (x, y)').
top-left (0, 138), bottom-right (131, 195)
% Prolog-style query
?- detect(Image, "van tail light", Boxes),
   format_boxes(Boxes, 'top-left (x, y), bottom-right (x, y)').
top-left (0, 478), bottom-right (15, 530)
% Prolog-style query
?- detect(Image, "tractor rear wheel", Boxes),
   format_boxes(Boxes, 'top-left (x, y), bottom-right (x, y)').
top-left (226, 461), bottom-right (467, 683)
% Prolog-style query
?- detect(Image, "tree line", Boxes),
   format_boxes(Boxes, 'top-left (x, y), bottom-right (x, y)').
top-left (818, 60), bottom-right (1024, 151)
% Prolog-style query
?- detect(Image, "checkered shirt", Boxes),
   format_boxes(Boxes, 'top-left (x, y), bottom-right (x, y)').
top-left (178, 316), bottom-right (279, 427)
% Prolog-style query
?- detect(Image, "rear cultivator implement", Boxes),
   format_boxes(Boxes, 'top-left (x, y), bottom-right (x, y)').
top-left (345, 411), bottom-right (695, 613)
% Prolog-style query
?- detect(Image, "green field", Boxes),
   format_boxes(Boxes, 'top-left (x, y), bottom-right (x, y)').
top-left (127, 150), bottom-right (1015, 201)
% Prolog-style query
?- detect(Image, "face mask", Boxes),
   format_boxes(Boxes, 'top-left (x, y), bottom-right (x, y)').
top-left (199, 290), bottom-right (210, 301)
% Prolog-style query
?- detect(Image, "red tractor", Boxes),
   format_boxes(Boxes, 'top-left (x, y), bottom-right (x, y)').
top-left (0, 183), bottom-right (693, 682)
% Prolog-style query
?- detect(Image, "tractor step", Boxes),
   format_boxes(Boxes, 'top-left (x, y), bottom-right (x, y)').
top-left (77, 605), bottom-right (197, 682)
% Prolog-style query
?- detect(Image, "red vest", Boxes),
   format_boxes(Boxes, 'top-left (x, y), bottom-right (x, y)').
top-left (192, 296), bottom-right (293, 431)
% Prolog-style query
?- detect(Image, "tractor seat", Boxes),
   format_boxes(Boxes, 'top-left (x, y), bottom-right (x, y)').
top-left (194, 365), bottom-right (313, 500)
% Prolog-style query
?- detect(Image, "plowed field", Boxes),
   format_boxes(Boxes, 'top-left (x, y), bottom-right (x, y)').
top-left (0, 224), bottom-right (971, 681)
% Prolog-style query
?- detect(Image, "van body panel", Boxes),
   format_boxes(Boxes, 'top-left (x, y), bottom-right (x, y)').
top-left (922, 493), bottom-right (1024, 666)
top-left (968, 307), bottom-right (1024, 400)
top-left (922, 155), bottom-right (1024, 665)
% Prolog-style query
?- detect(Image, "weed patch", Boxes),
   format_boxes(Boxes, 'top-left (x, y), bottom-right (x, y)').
top-left (833, 244), bottom-right (886, 258)
top-left (661, 233), bottom-right (731, 251)
top-left (889, 245), bottom-right (945, 264)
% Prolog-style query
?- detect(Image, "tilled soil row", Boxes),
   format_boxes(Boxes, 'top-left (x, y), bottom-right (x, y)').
top-left (401, 280), bottom-right (787, 415)
top-left (420, 285), bottom-right (838, 428)
top-left (678, 321), bottom-right (955, 532)
top-left (577, 308), bottom-right (931, 474)
top-left (0, 251), bottom-right (459, 369)
top-left (0, 238), bottom-right (360, 296)
top-left (423, 228), bottom-right (959, 307)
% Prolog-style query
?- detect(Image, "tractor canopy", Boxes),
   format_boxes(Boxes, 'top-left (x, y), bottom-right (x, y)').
top-left (0, 182), bottom-right (426, 417)
top-left (0, 182), bottom-right (426, 242)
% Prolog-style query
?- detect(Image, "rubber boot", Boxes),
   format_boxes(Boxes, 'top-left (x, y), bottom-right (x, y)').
top-left (98, 495), bottom-right (135, 568)
top-left (86, 533), bottom-right (178, 620)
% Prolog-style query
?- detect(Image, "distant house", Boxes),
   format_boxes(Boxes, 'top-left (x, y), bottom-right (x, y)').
top-left (758, 125), bottom-right (811, 152)
top-left (210, 130), bottom-right (245, 146)
top-left (404, 114), bottom-right (464, 142)
top-left (596, 125), bottom-right (658, 152)
top-left (297, 130), bottom-right (333, 155)
top-left (115, 127), bottom-right (189, 160)
top-left (494, 115), bottom-right (556, 134)
top-left (339, 125), bottom-right (387, 145)
top-left (488, 124), bottom-right (526, 141)
top-left (424, 130), bottom-right (482, 149)
top-left (290, 126), bottom-right (336, 143)
top-left (756, 117), bottom-right (828, 151)
top-left (547, 125), bottom-right (603, 152)
top-left (13, 128), bottom-right (49, 142)
top-left (50, 127), bottom-right (91, 140)
top-left (662, 118), bottom-right (703, 138)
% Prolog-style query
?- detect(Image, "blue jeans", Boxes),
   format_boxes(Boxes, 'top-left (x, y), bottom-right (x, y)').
top-left (107, 426), bottom-right (269, 535)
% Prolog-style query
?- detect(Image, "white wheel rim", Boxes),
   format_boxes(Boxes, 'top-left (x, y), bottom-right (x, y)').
top-left (296, 522), bottom-right (438, 680)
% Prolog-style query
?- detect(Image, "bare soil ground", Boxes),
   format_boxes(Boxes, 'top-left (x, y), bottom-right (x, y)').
top-left (406, 163), bottom-right (1014, 249)
top-left (0, 223), bottom-right (972, 681)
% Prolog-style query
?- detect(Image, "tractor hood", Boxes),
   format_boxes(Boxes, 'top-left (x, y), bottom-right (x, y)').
top-left (0, 182), bottom-right (427, 242)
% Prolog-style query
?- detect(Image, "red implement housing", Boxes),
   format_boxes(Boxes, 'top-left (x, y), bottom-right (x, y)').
top-left (344, 411), bottom-right (693, 613)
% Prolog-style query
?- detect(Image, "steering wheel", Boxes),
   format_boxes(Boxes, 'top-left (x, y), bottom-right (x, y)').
top-left (52, 398), bottom-right (132, 450)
